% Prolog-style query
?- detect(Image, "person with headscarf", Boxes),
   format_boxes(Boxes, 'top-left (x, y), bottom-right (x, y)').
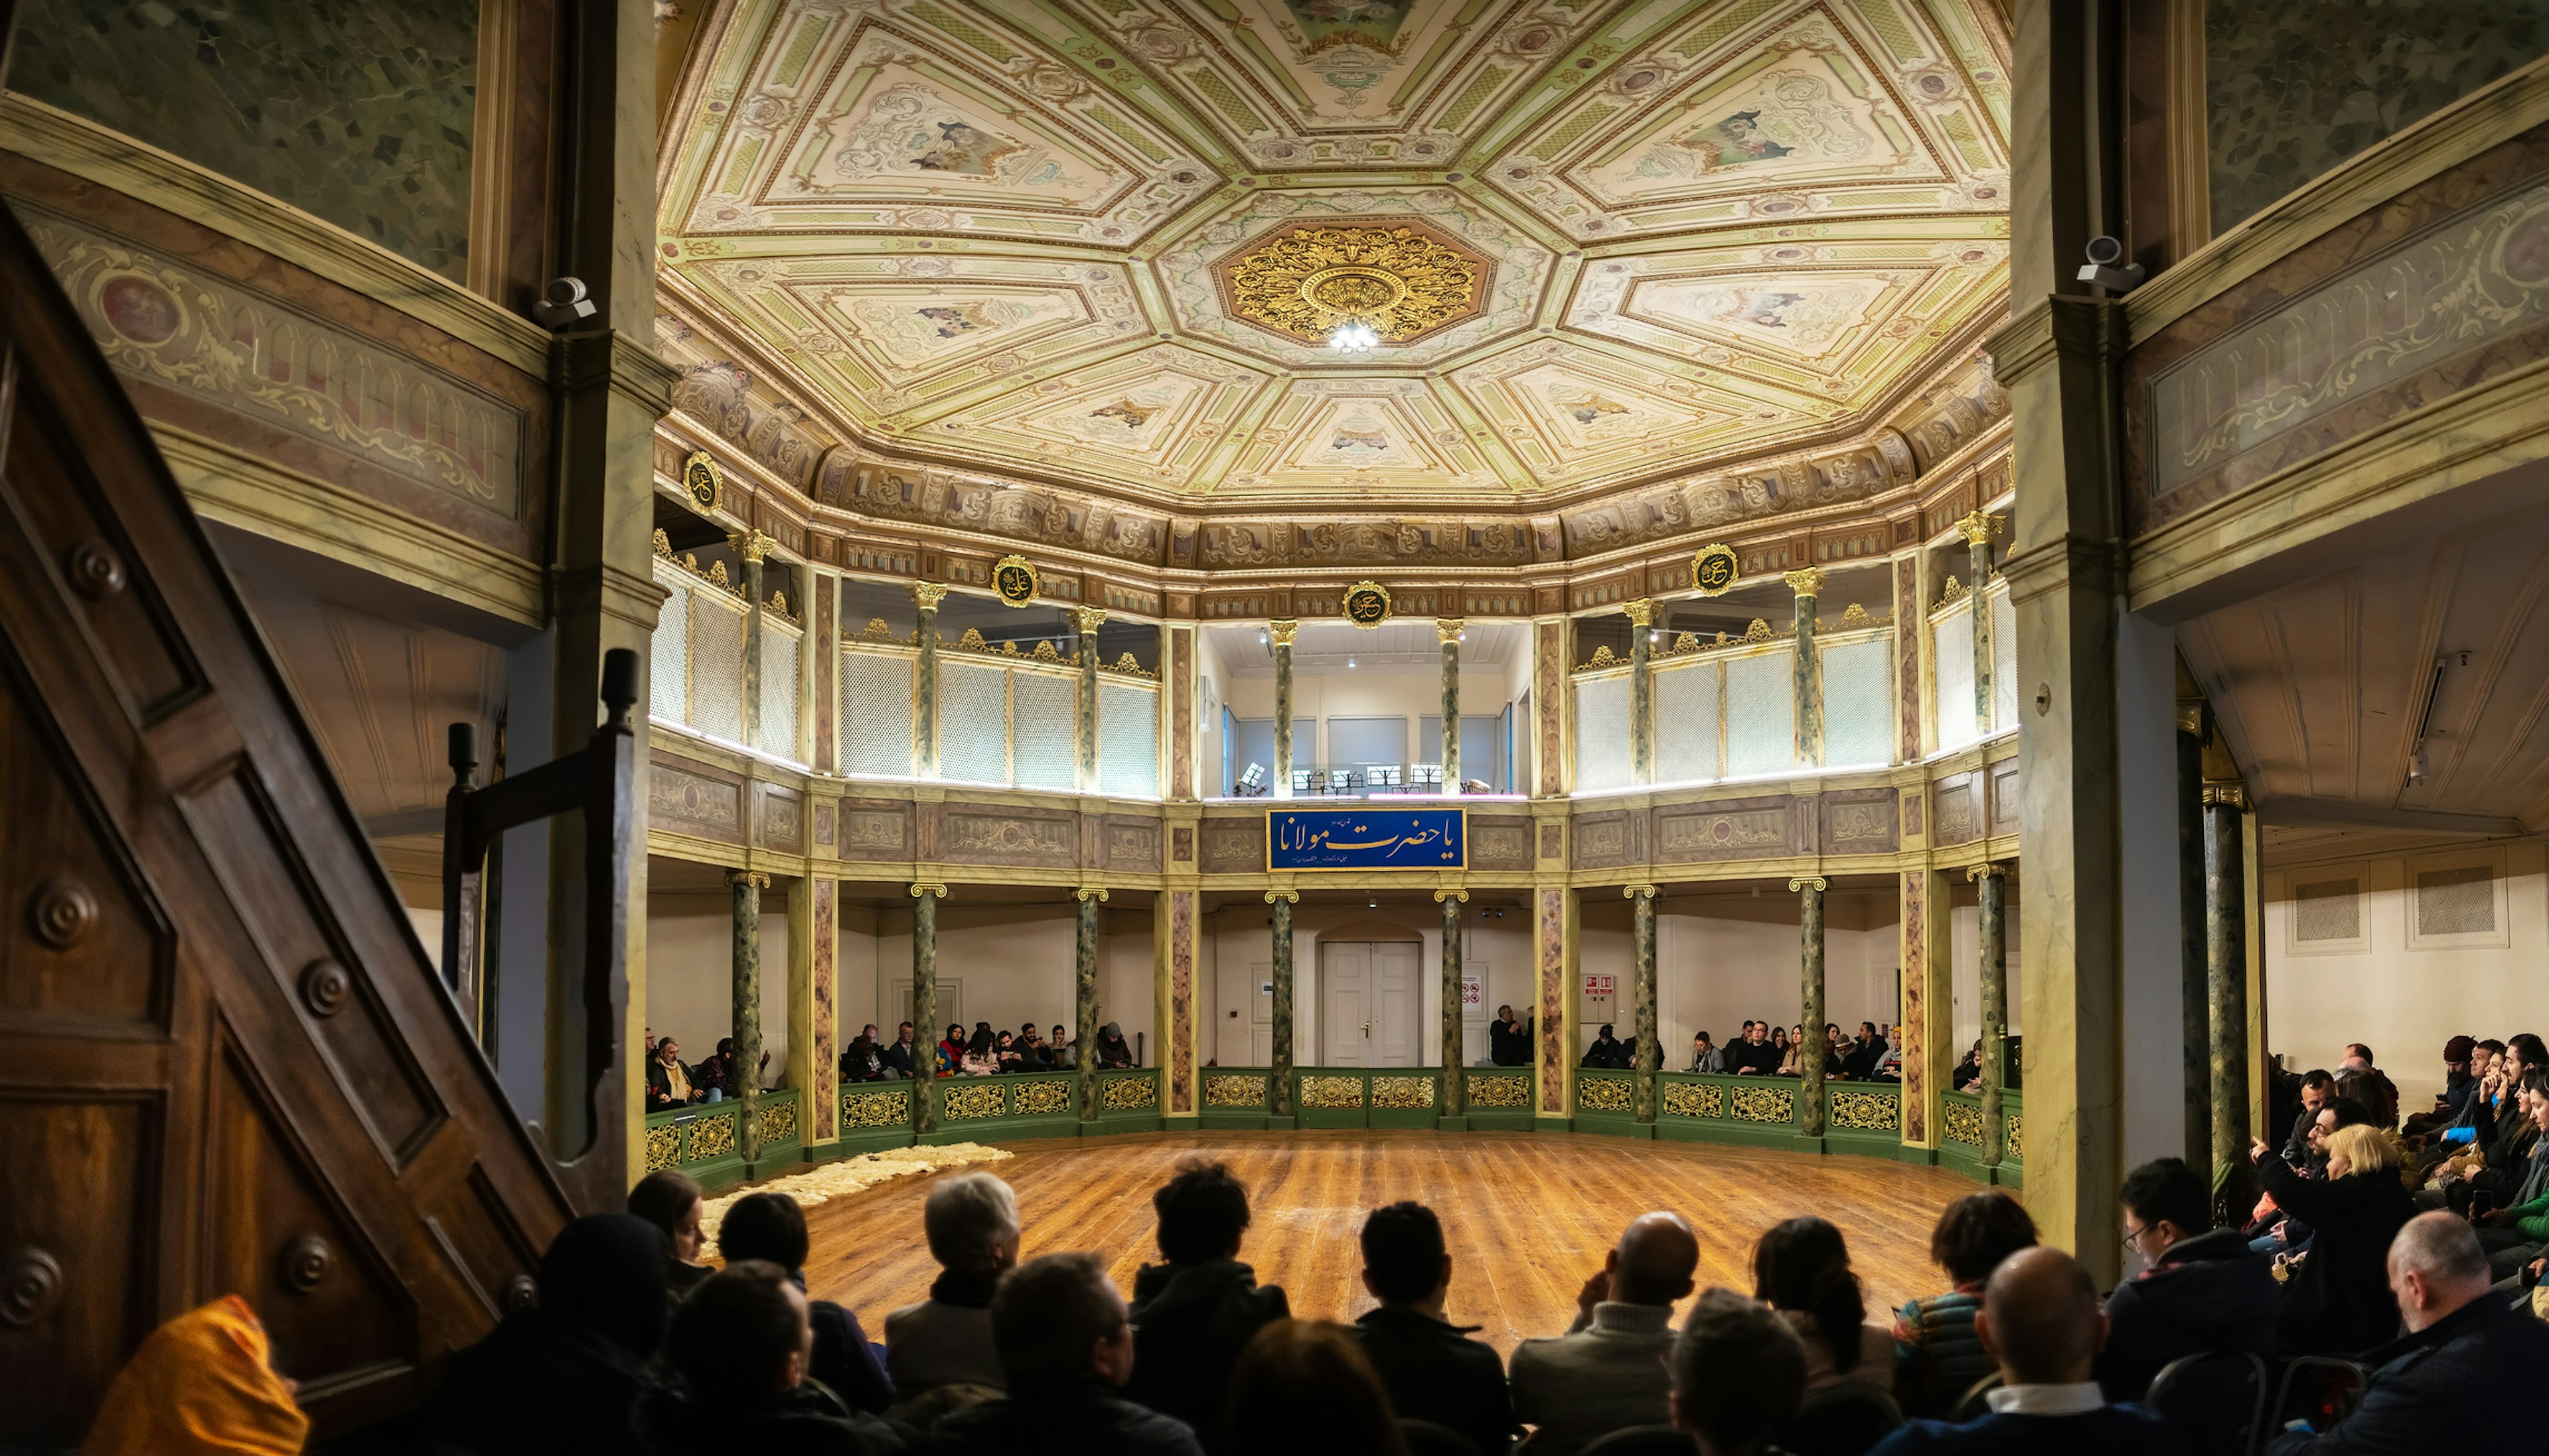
top-left (1581, 1024), bottom-right (1626, 1069)
top-left (416, 1213), bottom-right (670, 1453)
top-left (938, 1023), bottom-right (966, 1077)
top-left (1095, 1022), bottom-right (1136, 1069)
top-left (79, 1294), bottom-right (307, 1456)
top-left (963, 1026), bottom-right (1000, 1076)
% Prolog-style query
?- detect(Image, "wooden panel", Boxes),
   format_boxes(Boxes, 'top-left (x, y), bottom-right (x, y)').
top-left (0, 1094), bottom-right (156, 1448)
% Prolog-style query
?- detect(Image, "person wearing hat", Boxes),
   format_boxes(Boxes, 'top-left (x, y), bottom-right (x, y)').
top-left (1095, 1022), bottom-right (1136, 1068)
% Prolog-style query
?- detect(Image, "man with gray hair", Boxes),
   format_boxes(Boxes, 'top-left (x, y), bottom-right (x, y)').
top-left (2265, 1210), bottom-right (2549, 1453)
top-left (886, 1171), bottom-right (1021, 1420)
top-left (1509, 1210), bottom-right (1699, 1456)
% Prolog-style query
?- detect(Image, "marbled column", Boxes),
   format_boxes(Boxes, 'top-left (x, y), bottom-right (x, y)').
top-left (2204, 787), bottom-right (2252, 1185)
top-left (1786, 567), bottom-right (1824, 767)
top-left (1268, 890), bottom-right (1297, 1119)
top-left (1960, 512), bottom-right (2001, 735)
top-left (1073, 607), bottom-right (1107, 794)
top-left (1624, 599), bottom-right (1655, 786)
top-left (1898, 869), bottom-right (1930, 1143)
top-left (736, 532), bottom-right (769, 751)
top-left (2179, 705), bottom-right (2212, 1165)
top-left (729, 869), bottom-right (770, 1163)
top-left (1795, 876), bottom-right (1828, 1137)
top-left (1075, 887), bottom-right (1104, 1124)
top-left (1438, 889), bottom-right (1468, 1116)
top-left (1438, 618), bottom-right (1464, 789)
top-left (911, 883), bottom-right (946, 1133)
top-left (1536, 886), bottom-right (1572, 1118)
top-left (1162, 889), bottom-right (1197, 1115)
top-left (813, 573), bottom-right (838, 774)
top-left (807, 877), bottom-right (836, 1143)
top-left (913, 583), bottom-right (947, 777)
top-left (1974, 863), bottom-right (2008, 1168)
top-left (1271, 619), bottom-right (1297, 797)
top-left (1630, 885), bottom-right (1658, 1122)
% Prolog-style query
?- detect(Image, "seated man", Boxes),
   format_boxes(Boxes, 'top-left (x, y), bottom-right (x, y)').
top-left (1869, 1248), bottom-right (2185, 1456)
top-left (1126, 1161), bottom-right (1289, 1452)
top-left (637, 1260), bottom-right (903, 1452)
top-left (1667, 1289), bottom-right (1810, 1456)
top-left (2473, 1070), bottom-right (2549, 1278)
top-left (2281, 1070), bottom-right (2336, 1165)
top-left (1581, 1024), bottom-right (1626, 1069)
top-left (886, 1172), bottom-right (1018, 1419)
top-left (1509, 1210), bottom-right (1699, 1456)
top-left (1351, 1202), bottom-right (1513, 1456)
top-left (719, 1193), bottom-right (896, 1415)
top-left (1728, 1021), bottom-right (1780, 1076)
top-left (880, 1021), bottom-right (919, 1080)
top-left (2266, 1212), bottom-right (2549, 1453)
top-left (2096, 1157), bottom-right (2275, 1401)
top-left (1490, 1005), bottom-right (1525, 1066)
top-left (1690, 1031), bottom-right (1724, 1074)
top-left (646, 1037), bottom-right (705, 1109)
top-left (929, 1253), bottom-right (1205, 1456)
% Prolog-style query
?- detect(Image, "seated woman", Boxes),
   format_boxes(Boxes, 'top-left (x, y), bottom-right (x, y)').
top-left (1093, 1021), bottom-right (1136, 1068)
top-left (1046, 1024), bottom-right (1075, 1069)
top-left (1752, 1216), bottom-right (1892, 1397)
top-left (936, 1023), bottom-right (965, 1078)
top-left (1892, 1191), bottom-right (2037, 1418)
top-left (2249, 1122), bottom-right (2417, 1356)
top-left (627, 1168), bottom-right (715, 1301)
top-left (1952, 1040), bottom-right (1983, 1092)
top-left (961, 1027), bottom-right (1000, 1076)
top-left (1776, 1030), bottom-right (1801, 1078)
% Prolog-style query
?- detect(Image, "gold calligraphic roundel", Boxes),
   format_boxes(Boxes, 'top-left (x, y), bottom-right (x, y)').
top-left (682, 451), bottom-right (724, 514)
top-left (1216, 216), bottom-right (1490, 346)
top-left (992, 553), bottom-right (1039, 608)
top-left (1342, 580), bottom-right (1393, 628)
top-left (1691, 542), bottom-right (1740, 597)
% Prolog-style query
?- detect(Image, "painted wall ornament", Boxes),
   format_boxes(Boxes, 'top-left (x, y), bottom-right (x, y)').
top-left (1691, 542), bottom-right (1739, 596)
top-left (683, 451), bottom-right (724, 514)
top-left (992, 553), bottom-right (1040, 607)
top-left (1342, 579), bottom-right (1393, 626)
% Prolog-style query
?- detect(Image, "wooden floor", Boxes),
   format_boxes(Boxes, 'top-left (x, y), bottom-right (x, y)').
top-left (802, 1131), bottom-right (1978, 1355)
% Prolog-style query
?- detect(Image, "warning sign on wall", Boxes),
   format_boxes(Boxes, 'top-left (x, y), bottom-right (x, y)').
top-left (1583, 974), bottom-right (1615, 998)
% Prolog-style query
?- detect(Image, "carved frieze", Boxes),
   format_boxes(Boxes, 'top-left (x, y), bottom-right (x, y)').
top-left (1821, 790), bottom-right (1898, 852)
top-left (1656, 802), bottom-right (1792, 861)
top-left (1104, 817), bottom-right (1162, 872)
top-left (1991, 764), bottom-right (2020, 832)
top-left (836, 801), bottom-right (913, 860)
top-left (814, 454), bottom-right (1170, 566)
top-left (941, 809), bottom-right (1077, 865)
top-left (1934, 772), bottom-right (1980, 846)
top-left (1197, 517), bottom-right (1535, 569)
top-left (649, 761), bottom-right (743, 842)
top-left (759, 787), bottom-right (805, 851)
top-left (1468, 817), bottom-right (1533, 871)
top-left (1199, 818), bottom-right (1265, 872)
top-left (1572, 812), bottom-right (1633, 869)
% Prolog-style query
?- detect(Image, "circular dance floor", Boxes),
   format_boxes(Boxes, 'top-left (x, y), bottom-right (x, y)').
top-left (802, 1131), bottom-right (1977, 1354)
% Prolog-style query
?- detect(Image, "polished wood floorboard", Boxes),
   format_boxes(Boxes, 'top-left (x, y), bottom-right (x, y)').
top-left (801, 1131), bottom-right (1979, 1356)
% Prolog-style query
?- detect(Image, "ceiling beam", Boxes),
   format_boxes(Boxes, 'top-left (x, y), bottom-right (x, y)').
top-left (2252, 796), bottom-right (2524, 839)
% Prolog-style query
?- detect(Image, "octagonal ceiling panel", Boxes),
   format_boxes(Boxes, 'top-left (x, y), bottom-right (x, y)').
top-left (919, 344), bottom-right (1269, 487)
top-left (1217, 382), bottom-right (1500, 496)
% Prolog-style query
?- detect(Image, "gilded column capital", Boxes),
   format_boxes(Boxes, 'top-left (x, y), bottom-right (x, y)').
top-left (1966, 863), bottom-right (2008, 882)
top-left (1621, 598), bottom-right (1656, 628)
top-left (1267, 618), bottom-right (1298, 648)
top-left (1263, 889), bottom-right (1300, 904)
top-left (1783, 567), bottom-right (1825, 599)
top-left (1073, 885), bottom-right (1110, 902)
top-left (2177, 699), bottom-right (2210, 736)
top-left (1435, 617), bottom-right (1467, 645)
top-left (1433, 887), bottom-right (1471, 903)
top-left (1956, 510), bottom-right (2005, 548)
top-left (2201, 784), bottom-right (2248, 808)
top-left (911, 582), bottom-right (950, 611)
top-left (1622, 883), bottom-right (1658, 900)
top-left (909, 881), bottom-right (950, 898)
top-left (1070, 605), bottom-right (1109, 636)
top-left (1786, 876), bottom-right (1827, 893)
top-left (726, 869), bottom-right (772, 889)
top-left (727, 528), bottom-right (779, 564)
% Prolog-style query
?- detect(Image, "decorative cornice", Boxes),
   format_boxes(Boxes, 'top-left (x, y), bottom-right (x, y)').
top-left (1983, 296), bottom-right (2123, 391)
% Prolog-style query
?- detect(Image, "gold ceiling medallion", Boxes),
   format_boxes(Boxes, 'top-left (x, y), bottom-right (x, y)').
top-left (681, 451), bottom-right (724, 514)
top-left (1691, 543), bottom-right (1739, 597)
top-left (1216, 216), bottom-right (1490, 346)
top-left (1342, 580), bottom-right (1393, 628)
top-left (992, 553), bottom-right (1039, 608)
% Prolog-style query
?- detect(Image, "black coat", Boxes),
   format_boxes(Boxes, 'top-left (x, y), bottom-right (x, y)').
top-left (1583, 1035), bottom-right (1626, 1069)
top-left (1126, 1259), bottom-right (1288, 1453)
top-left (1488, 1019), bottom-right (1530, 1066)
top-left (2252, 1152), bottom-right (2416, 1356)
top-left (1728, 1039), bottom-right (1780, 1075)
top-left (418, 1309), bottom-right (653, 1455)
top-left (2264, 1291), bottom-right (2549, 1455)
top-left (2094, 1228), bottom-right (2278, 1401)
top-left (1353, 1306), bottom-right (1513, 1456)
top-left (811, 1291), bottom-right (899, 1415)
top-left (924, 1376), bottom-right (1203, 1456)
top-left (636, 1380), bottom-right (906, 1456)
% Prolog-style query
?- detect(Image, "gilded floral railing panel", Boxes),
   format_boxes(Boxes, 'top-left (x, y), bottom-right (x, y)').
top-left (1370, 1075), bottom-right (1435, 1110)
top-left (842, 1087), bottom-right (913, 1130)
top-left (1300, 1075), bottom-right (1365, 1110)
top-left (1729, 1084), bottom-right (1794, 1124)
top-left (943, 1083), bottom-right (1008, 1122)
top-left (1829, 1088), bottom-right (1900, 1134)
top-left (1204, 1072), bottom-right (1268, 1109)
top-left (1467, 1072), bottom-right (1530, 1110)
top-left (1014, 1078), bottom-right (1073, 1117)
top-left (1660, 1080), bottom-right (1723, 1119)
top-left (1575, 1072), bottom-right (1633, 1115)
top-left (1099, 1071), bottom-right (1160, 1112)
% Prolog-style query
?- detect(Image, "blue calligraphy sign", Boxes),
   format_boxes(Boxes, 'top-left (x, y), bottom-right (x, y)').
top-left (1267, 808), bottom-right (1465, 871)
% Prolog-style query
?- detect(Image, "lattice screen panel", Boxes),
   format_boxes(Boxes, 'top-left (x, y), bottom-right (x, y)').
top-left (1653, 662), bottom-right (1720, 784)
top-left (1098, 681), bottom-right (1159, 798)
top-left (759, 623), bottom-right (800, 761)
top-left (1932, 611), bottom-right (1975, 750)
top-left (1821, 638), bottom-right (1894, 768)
top-left (1990, 589), bottom-right (2017, 733)
top-left (2416, 866), bottom-right (2495, 936)
top-left (1572, 675), bottom-right (1630, 793)
top-left (939, 660), bottom-right (1008, 784)
top-left (2293, 880), bottom-right (2361, 942)
top-left (651, 577), bottom-right (689, 725)
top-left (838, 650), bottom-right (914, 776)
top-left (689, 597), bottom-right (746, 746)
top-left (1012, 671), bottom-right (1076, 790)
top-left (1725, 649), bottom-right (1795, 778)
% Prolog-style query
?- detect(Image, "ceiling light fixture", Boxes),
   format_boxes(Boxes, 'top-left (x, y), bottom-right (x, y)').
top-left (1327, 319), bottom-right (1381, 354)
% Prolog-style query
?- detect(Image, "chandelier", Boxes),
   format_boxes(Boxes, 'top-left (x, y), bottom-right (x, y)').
top-left (1326, 318), bottom-right (1381, 354)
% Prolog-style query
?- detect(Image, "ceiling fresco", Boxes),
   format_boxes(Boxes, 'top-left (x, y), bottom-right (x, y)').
top-left (658, 0), bottom-right (2012, 510)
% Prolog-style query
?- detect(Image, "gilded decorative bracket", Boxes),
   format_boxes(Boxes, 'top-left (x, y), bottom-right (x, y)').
top-left (1433, 887), bottom-right (1471, 903)
top-left (1073, 886), bottom-right (1110, 903)
top-left (910, 882), bottom-right (950, 899)
top-left (1786, 877), bottom-right (1827, 893)
top-left (1966, 863), bottom-right (2007, 883)
top-left (726, 869), bottom-right (772, 889)
top-left (1783, 567), bottom-right (1825, 599)
top-left (911, 583), bottom-right (950, 611)
top-left (1263, 889), bottom-right (1300, 905)
top-left (1622, 884), bottom-right (1658, 900)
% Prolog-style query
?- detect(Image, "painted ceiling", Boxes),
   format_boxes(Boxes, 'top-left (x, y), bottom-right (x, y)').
top-left (657, 0), bottom-right (2012, 510)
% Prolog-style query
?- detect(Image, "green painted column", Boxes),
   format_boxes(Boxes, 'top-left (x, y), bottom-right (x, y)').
top-left (1625, 599), bottom-right (1654, 786)
top-left (1075, 886), bottom-right (1105, 1124)
top-left (1629, 885), bottom-right (1658, 1123)
top-left (1268, 890), bottom-right (1297, 1120)
top-left (2205, 787), bottom-right (2252, 1187)
top-left (1438, 889), bottom-right (1468, 1117)
top-left (1437, 618), bottom-right (1464, 790)
top-left (913, 583), bottom-right (946, 777)
top-left (911, 882), bottom-right (946, 1134)
top-left (729, 869), bottom-right (770, 1165)
top-left (1974, 863), bottom-right (2008, 1168)
top-left (1962, 512), bottom-right (2001, 735)
top-left (1271, 619), bottom-right (1296, 797)
top-left (1073, 606), bottom-right (1107, 793)
top-left (1786, 568), bottom-right (1824, 767)
top-left (1794, 876), bottom-right (1828, 1137)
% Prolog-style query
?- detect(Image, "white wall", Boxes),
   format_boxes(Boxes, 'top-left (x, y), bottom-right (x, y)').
top-left (2265, 838), bottom-right (2549, 1109)
top-left (1947, 888), bottom-right (2024, 1058)
top-left (1198, 901), bottom-right (1536, 1066)
top-left (645, 887), bottom-right (795, 1087)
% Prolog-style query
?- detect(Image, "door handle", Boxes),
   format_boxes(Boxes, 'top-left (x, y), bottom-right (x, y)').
top-left (1363, 1021), bottom-right (1371, 1037)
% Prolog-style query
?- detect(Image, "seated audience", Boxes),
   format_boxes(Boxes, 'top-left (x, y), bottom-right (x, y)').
top-left (1047, 1025), bottom-right (1075, 1070)
top-left (1754, 1216), bottom-right (1891, 1396)
top-left (881, 1022), bottom-right (919, 1080)
top-left (994, 1030), bottom-right (1024, 1073)
top-left (1667, 1288), bottom-right (1810, 1456)
top-left (1226, 1320), bottom-right (1408, 1456)
top-left (1729, 1022), bottom-right (1779, 1076)
top-left (719, 1193), bottom-right (897, 1415)
top-left (1350, 1201), bottom-right (1514, 1456)
top-left (1868, 1248), bottom-right (2184, 1456)
top-left (421, 1214), bottom-right (670, 1454)
top-left (2408, 1035), bottom-right (2481, 1134)
top-left (2472, 1068), bottom-right (2549, 1278)
top-left (1778, 1033), bottom-right (1802, 1078)
top-left (627, 1168), bottom-right (714, 1301)
top-left (81, 1295), bottom-right (308, 1456)
top-left (928, 1253), bottom-right (1205, 1456)
top-left (2338, 1066), bottom-right (2400, 1133)
top-left (1950, 1042), bottom-right (1981, 1093)
top-left (1841, 1023), bottom-right (1885, 1080)
top-left (1095, 1021), bottom-right (1138, 1068)
top-left (1581, 1024), bottom-right (1627, 1069)
top-left (1873, 1027), bottom-right (1904, 1082)
top-left (2280, 1070), bottom-right (2335, 1164)
top-left (1127, 1161), bottom-right (1290, 1451)
top-left (638, 1260), bottom-right (901, 1454)
top-left (961, 1028), bottom-right (998, 1076)
top-left (1893, 1191), bottom-right (2039, 1420)
top-left (1509, 1210), bottom-right (1698, 1456)
top-left (1690, 1031), bottom-right (1725, 1074)
top-left (887, 1171), bottom-right (1019, 1420)
top-left (647, 1036), bottom-right (708, 1109)
top-left (2094, 1157), bottom-right (2274, 1402)
top-left (936, 1024), bottom-right (965, 1077)
top-left (2249, 1123), bottom-right (2417, 1356)
top-left (842, 1030), bottom-right (886, 1084)
top-left (1491, 1005), bottom-right (1532, 1066)
top-left (2265, 1212), bottom-right (2549, 1454)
